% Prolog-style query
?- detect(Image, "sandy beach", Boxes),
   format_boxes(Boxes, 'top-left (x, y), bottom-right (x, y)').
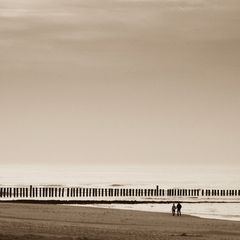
top-left (0, 203), bottom-right (239, 240)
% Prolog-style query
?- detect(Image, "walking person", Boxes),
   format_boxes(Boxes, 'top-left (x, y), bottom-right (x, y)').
top-left (177, 202), bottom-right (182, 216)
top-left (172, 203), bottom-right (176, 216)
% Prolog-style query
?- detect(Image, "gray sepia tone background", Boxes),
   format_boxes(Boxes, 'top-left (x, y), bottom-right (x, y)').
top-left (0, 0), bottom-right (240, 166)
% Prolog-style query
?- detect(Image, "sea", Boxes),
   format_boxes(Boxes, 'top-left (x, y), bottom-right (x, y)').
top-left (0, 164), bottom-right (239, 221)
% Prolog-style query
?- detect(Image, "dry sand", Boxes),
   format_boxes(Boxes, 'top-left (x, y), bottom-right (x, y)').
top-left (0, 203), bottom-right (239, 240)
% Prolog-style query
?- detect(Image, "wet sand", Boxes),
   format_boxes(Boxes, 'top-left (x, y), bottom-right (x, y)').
top-left (0, 203), bottom-right (239, 239)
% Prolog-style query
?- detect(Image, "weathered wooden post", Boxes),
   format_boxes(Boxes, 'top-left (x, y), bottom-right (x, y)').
top-left (29, 185), bottom-right (32, 198)
top-left (129, 189), bottom-right (132, 197)
top-left (159, 189), bottom-right (162, 196)
top-left (9, 188), bottom-right (12, 198)
top-left (35, 188), bottom-right (38, 198)
top-left (23, 188), bottom-right (25, 198)
top-left (183, 189), bottom-right (186, 196)
top-left (33, 187), bottom-right (35, 198)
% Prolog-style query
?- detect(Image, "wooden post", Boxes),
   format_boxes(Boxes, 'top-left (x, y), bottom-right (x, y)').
top-left (156, 185), bottom-right (159, 196)
top-left (144, 189), bottom-right (147, 197)
top-left (150, 189), bottom-right (153, 197)
top-left (32, 187), bottom-right (35, 198)
top-left (29, 185), bottom-right (32, 198)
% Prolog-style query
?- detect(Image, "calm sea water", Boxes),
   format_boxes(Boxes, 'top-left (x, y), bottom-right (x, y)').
top-left (0, 164), bottom-right (239, 188)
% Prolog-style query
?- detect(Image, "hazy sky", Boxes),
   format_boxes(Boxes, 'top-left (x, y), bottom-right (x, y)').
top-left (0, 0), bottom-right (240, 166)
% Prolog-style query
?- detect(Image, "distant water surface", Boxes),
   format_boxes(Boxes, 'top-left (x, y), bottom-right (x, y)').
top-left (0, 164), bottom-right (239, 189)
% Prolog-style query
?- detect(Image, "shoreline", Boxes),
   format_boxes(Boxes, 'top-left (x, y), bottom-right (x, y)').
top-left (0, 203), bottom-right (240, 240)
top-left (75, 203), bottom-right (240, 222)
top-left (1, 200), bottom-right (240, 222)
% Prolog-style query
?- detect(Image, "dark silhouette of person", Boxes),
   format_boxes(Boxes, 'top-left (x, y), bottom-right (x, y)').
top-left (177, 202), bottom-right (182, 216)
top-left (172, 203), bottom-right (176, 216)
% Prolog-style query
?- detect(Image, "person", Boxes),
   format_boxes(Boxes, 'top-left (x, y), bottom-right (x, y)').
top-left (177, 202), bottom-right (182, 216)
top-left (172, 203), bottom-right (176, 216)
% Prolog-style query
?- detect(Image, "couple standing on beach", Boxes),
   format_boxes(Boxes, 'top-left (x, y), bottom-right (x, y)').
top-left (172, 202), bottom-right (182, 216)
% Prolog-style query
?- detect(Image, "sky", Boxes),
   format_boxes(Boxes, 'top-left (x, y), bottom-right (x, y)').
top-left (0, 0), bottom-right (240, 166)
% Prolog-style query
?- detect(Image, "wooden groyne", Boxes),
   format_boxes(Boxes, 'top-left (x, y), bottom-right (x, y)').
top-left (0, 185), bottom-right (239, 200)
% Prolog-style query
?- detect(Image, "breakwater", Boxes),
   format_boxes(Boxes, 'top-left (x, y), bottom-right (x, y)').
top-left (0, 185), bottom-right (239, 200)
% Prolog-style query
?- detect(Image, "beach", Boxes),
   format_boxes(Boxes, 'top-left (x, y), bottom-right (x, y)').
top-left (0, 203), bottom-right (239, 240)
